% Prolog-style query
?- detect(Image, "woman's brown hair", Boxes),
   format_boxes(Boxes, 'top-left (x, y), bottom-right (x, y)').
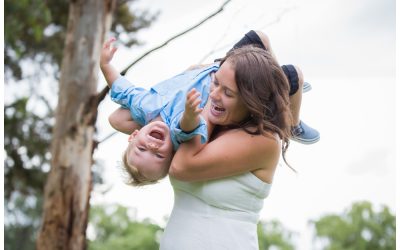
top-left (220, 45), bottom-right (293, 169)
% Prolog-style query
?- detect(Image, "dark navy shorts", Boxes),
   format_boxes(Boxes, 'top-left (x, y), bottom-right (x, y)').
top-left (231, 30), bottom-right (300, 96)
top-left (232, 30), bottom-right (266, 50)
top-left (281, 64), bottom-right (299, 96)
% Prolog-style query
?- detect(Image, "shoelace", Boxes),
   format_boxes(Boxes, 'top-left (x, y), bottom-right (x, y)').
top-left (291, 124), bottom-right (303, 136)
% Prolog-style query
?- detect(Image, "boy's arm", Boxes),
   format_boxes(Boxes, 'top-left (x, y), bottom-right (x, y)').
top-left (179, 89), bottom-right (202, 132)
top-left (171, 89), bottom-right (212, 156)
top-left (100, 37), bottom-right (120, 87)
top-left (109, 107), bottom-right (142, 134)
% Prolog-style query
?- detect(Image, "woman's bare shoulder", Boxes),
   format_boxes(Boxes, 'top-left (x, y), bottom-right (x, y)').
top-left (170, 128), bottom-right (282, 182)
top-left (219, 128), bottom-right (280, 148)
top-left (215, 128), bottom-right (281, 163)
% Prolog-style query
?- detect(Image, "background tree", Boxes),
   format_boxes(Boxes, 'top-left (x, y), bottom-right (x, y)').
top-left (4, 1), bottom-right (156, 249)
top-left (310, 201), bottom-right (396, 250)
top-left (257, 219), bottom-right (295, 250)
top-left (4, 0), bottom-right (155, 81)
top-left (4, 0), bottom-right (231, 248)
top-left (88, 204), bottom-right (162, 250)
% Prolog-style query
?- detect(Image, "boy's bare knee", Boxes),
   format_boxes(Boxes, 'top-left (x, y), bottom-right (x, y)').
top-left (293, 65), bottom-right (304, 86)
top-left (255, 30), bottom-right (271, 49)
top-left (108, 112), bottom-right (119, 129)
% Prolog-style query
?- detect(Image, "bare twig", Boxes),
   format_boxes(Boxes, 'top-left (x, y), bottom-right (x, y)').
top-left (258, 6), bottom-right (296, 30)
top-left (37, 95), bottom-right (55, 117)
top-left (120, 0), bottom-right (232, 76)
top-left (96, 85), bottom-right (111, 106)
top-left (197, 2), bottom-right (247, 64)
top-left (98, 131), bottom-right (118, 144)
top-left (198, 6), bottom-right (297, 64)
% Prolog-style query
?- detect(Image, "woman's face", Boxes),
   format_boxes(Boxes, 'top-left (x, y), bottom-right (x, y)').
top-left (207, 60), bottom-right (250, 126)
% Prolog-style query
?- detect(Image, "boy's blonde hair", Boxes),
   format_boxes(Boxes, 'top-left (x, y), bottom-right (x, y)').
top-left (121, 144), bottom-right (160, 186)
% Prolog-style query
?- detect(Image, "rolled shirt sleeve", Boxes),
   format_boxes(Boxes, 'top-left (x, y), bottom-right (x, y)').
top-left (169, 114), bottom-right (208, 151)
top-left (110, 76), bottom-right (166, 125)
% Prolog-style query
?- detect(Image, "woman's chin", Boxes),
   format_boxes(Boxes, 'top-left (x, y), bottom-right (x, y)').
top-left (208, 117), bottom-right (228, 126)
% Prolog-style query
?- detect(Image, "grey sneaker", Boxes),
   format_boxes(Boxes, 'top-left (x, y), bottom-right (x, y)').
top-left (303, 81), bottom-right (312, 93)
top-left (291, 120), bottom-right (320, 144)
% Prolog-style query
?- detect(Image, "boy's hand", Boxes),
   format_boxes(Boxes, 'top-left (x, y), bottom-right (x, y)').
top-left (184, 88), bottom-right (202, 119)
top-left (100, 37), bottom-right (120, 87)
top-left (180, 88), bottom-right (202, 133)
top-left (100, 37), bottom-right (118, 67)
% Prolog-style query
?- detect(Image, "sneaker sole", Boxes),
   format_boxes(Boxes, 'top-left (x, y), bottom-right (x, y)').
top-left (303, 82), bottom-right (312, 93)
top-left (290, 135), bottom-right (320, 145)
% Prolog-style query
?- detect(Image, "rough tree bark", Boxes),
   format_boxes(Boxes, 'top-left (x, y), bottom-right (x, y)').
top-left (36, 1), bottom-right (116, 249)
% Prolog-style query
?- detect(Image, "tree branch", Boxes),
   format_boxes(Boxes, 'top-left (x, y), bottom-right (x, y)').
top-left (96, 84), bottom-right (111, 106)
top-left (120, 0), bottom-right (232, 76)
top-left (198, 6), bottom-right (297, 64)
top-left (98, 131), bottom-right (118, 144)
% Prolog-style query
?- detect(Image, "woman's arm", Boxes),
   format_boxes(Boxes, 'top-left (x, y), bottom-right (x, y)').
top-left (169, 129), bottom-right (281, 182)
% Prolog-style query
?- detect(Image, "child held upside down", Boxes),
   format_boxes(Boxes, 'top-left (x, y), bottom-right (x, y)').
top-left (100, 31), bottom-right (320, 186)
top-left (100, 37), bottom-right (218, 186)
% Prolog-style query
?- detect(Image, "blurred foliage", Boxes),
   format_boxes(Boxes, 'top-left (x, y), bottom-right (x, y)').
top-left (258, 219), bottom-right (295, 250)
top-left (87, 204), bottom-right (297, 250)
top-left (4, 98), bottom-right (52, 200)
top-left (88, 204), bottom-right (162, 250)
top-left (310, 201), bottom-right (396, 250)
top-left (4, 1), bottom-right (157, 249)
top-left (4, 195), bottom-right (44, 250)
top-left (4, 98), bottom-right (52, 250)
top-left (4, 0), bottom-right (157, 81)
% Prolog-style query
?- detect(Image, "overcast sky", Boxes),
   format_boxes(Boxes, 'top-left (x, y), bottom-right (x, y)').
top-left (91, 0), bottom-right (396, 248)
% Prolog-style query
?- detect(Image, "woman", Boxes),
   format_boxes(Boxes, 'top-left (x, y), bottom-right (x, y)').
top-left (160, 46), bottom-right (292, 249)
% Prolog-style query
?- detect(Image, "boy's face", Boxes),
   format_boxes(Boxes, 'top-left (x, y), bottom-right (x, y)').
top-left (127, 121), bottom-right (173, 180)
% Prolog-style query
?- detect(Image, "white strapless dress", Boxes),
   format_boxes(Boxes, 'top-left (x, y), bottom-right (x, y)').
top-left (160, 172), bottom-right (272, 250)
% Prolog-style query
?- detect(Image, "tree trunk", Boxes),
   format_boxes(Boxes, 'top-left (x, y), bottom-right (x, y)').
top-left (36, 1), bottom-right (116, 249)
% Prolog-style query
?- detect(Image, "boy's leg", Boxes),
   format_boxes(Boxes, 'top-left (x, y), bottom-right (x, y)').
top-left (254, 31), bottom-right (279, 62)
top-left (282, 64), bottom-right (320, 144)
top-left (232, 31), bottom-right (320, 144)
top-left (236, 31), bottom-right (311, 93)
top-left (231, 30), bottom-right (279, 62)
top-left (282, 64), bottom-right (302, 126)
top-left (109, 107), bottom-right (142, 135)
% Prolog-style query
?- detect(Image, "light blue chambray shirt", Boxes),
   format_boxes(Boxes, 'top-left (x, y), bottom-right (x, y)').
top-left (110, 63), bottom-right (220, 150)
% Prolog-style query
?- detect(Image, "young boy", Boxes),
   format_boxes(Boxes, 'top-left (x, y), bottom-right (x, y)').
top-left (100, 37), bottom-right (219, 186)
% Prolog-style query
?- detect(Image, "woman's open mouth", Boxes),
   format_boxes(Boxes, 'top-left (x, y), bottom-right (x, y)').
top-left (211, 103), bottom-right (225, 116)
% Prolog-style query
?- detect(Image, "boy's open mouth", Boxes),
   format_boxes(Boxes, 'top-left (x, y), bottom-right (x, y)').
top-left (149, 130), bottom-right (165, 141)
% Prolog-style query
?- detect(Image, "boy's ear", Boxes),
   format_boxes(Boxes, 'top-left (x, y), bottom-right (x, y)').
top-left (128, 130), bottom-right (139, 142)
